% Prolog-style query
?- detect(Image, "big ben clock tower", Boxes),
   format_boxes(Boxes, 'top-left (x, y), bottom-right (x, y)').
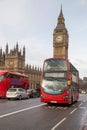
top-left (53, 6), bottom-right (69, 58)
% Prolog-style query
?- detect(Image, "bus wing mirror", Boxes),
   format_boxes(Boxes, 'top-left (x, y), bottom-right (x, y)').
top-left (68, 80), bottom-right (71, 86)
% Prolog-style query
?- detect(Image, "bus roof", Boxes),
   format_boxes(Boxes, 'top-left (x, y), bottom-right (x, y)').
top-left (0, 70), bottom-right (28, 77)
top-left (0, 70), bottom-right (8, 75)
top-left (44, 57), bottom-right (69, 61)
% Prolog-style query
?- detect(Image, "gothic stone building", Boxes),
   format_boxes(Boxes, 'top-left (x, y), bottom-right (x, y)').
top-left (0, 43), bottom-right (41, 90)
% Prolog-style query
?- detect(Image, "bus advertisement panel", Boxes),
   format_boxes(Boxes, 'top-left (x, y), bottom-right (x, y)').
top-left (40, 58), bottom-right (79, 105)
top-left (0, 71), bottom-right (29, 98)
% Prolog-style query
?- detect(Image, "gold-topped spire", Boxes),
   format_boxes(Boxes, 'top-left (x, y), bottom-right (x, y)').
top-left (59, 4), bottom-right (63, 18)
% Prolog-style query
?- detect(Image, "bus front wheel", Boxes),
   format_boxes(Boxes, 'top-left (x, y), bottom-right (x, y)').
top-left (69, 97), bottom-right (73, 105)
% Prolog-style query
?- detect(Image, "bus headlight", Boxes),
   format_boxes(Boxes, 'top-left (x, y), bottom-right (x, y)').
top-left (63, 96), bottom-right (68, 100)
top-left (41, 94), bottom-right (45, 99)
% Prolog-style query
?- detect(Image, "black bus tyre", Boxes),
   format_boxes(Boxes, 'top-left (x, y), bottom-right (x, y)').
top-left (70, 97), bottom-right (73, 105)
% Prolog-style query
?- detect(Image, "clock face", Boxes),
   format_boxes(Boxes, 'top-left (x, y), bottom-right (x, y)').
top-left (56, 35), bottom-right (63, 42)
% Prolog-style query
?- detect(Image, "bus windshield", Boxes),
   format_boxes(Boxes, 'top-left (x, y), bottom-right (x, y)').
top-left (0, 73), bottom-right (7, 82)
top-left (0, 75), bottom-right (4, 82)
top-left (42, 78), bottom-right (67, 95)
top-left (44, 58), bottom-right (67, 72)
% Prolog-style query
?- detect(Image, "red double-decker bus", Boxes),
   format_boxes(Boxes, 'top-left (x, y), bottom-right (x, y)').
top-left (40, 58), bottom-right (79, 105)
top-left (0, 71), bottom-right (29, 98)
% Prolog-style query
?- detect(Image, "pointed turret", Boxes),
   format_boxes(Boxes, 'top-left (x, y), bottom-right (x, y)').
top-left (16, 42), bottom-right (18, 51)
top-left (23, 46), bottom-right (25, 57)
top-left (58, 5), bottom-right (65, 25)
top-left (6, 43), bottom-right (8, 55)
top-left (54, 5), bottom-right (66, 32)
top-left (58, 4), bottom-right (63, 18)
top-left (16, 42), bottom-right (18, 55)
top-left (0, 48), bottom-right (2, 56)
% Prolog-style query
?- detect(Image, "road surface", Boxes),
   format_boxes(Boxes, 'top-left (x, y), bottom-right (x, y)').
top-left (0, 94), bottom-right (87, 130)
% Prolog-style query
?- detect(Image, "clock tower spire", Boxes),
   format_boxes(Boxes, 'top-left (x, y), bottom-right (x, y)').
top-left (53, 6), bottom-right (69, 58)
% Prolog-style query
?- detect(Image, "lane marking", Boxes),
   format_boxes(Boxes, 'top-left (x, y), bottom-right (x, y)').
top-left (70, 108), bottom-right (77, 114)
top-left (79, 103), bottom-right (86, 109)
top-left (51, 118), bottom-right (66, 130)
top-left (83, 101), bottom-right (86, 103)
top-left (55, 107), bottom-right (59, 110)
top-left (80, 107), bottom-right (86, 109)
top-left (79, 103), bottom-right (82, 107)
top-left (0, 103), bottom-right (45, 118)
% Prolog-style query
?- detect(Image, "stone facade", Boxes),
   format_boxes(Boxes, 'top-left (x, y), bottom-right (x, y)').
top-left (0, 43), bottom-right (41, 90)
top-left (25, 65), bottom-right (41, 89)
top-left (53, 6), bottom-right (68, 58)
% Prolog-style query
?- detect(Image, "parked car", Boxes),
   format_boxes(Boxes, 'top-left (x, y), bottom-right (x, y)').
top-left (6, 88), bottom-right (29, 100)
top-left (27, 89), bottom-right (37, 98)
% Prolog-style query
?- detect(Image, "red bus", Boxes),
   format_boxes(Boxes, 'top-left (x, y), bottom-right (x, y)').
top-left (0, 71), bottom-right (29, 98)
top-left (40, 58), bottom-right (79, 105)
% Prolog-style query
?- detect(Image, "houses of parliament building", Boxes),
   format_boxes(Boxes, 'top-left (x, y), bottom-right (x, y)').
top-left (0, 43), bottom-right (41, 90)
top-left (0, 6), bottom-right (70, 90)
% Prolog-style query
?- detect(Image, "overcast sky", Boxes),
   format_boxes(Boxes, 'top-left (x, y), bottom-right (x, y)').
top-left (0, 0), bottom-right (87, 79)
